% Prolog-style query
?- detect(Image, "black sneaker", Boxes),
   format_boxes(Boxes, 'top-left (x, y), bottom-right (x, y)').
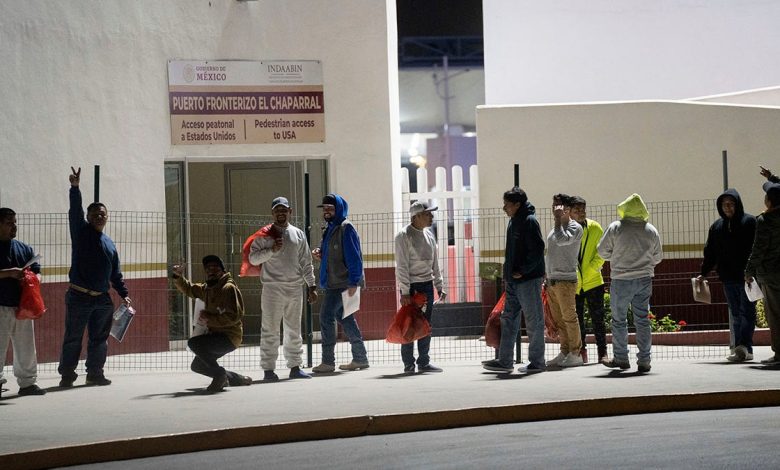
top-left (18, 384), bottom-right (47, 396)
top-left (229, 375), bottom-right (253, 386)
top-left (206, 373), bottom-right (228, 393)
top-left (289, 367), bottom-right (312, 379)
top-left (637, 362), bottom-right (651, 373)
top-left (403, 364), bottom-right (416, 375)
top-left (85, 375), bottom-right (112, 386)
top-left (59, 374), bottom-right (77, 388)
top-left (418, 363), bottom-right (443, 373)
top-left (517, 364), bottom-right (545, 374)
top-left (482, 360), bottom-right (513, 373)
top-left (602, 357), bottom-right (630, 370)
top-left (263, 370), bottom-right (280, 382)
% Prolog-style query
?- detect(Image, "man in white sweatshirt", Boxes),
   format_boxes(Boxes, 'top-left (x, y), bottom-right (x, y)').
top-left (250, 197), bottom-right (318, 381)
top-left (394, 201), bottom-right (446, 374)
top-left (545, 194), bottom-right (584, 368)
top-left (597, 194), bottom-right (663, 373)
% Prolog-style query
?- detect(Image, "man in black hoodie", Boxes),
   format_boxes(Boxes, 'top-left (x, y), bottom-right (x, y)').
top-left (696, 189), bottom-right (756, 362)
top-left (482, 187), bottom-right (546, 374)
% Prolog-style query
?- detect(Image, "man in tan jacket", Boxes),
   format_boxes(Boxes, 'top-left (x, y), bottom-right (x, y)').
top-left (172, 255), bottom-right (252, 392)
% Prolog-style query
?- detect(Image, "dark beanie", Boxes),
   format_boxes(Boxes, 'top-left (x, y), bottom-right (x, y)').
top-left (763, 182), bottom-right (780, 207)
top-left (202, 255), bottom-right (225, 271)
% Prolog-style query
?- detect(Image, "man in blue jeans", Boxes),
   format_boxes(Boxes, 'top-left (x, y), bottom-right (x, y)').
top-left (312, 194), bottom-right (369, 373)
top-left (598, 194), bottom-right (663, 373)
top-left (394, 201), bottom-right (446, 374)
top-left (483, 187), bottom-right (546, 374)
top-left (696, 189), bottom-right (756, 362)
top-left (59, 167), bottom-right (131, 388)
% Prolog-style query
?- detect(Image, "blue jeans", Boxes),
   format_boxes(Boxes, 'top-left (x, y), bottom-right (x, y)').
top-left (58, 289), bottom-right (114, 378)
top-left (609, 277), bottom-right (653, 363)
top-left (401, 281), bottom-right (434, 367)
top-left (722, 281), bottom-right (756, 353)
top-left (320, 288), bottom-right (368, 365)
top-left (498, 277), bottom-right (545, 369)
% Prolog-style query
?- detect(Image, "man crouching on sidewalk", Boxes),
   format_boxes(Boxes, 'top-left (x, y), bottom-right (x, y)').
top-left (172, 256), bottom-right (252, 392)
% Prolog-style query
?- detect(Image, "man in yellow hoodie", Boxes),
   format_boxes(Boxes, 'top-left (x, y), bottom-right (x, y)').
top-left (597, 194), bottom-right (662, 373)
top-left (570, 196), bottom-right (608, 364)
top-left (172, 255), bottom-right (252, 392)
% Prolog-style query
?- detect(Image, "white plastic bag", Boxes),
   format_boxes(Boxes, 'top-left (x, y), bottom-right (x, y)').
top-left (191, 299), bottom-right (209, 337)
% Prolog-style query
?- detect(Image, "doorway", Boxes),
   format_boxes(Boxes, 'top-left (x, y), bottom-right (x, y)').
top-left (178, 159), bottom-right (328, 345)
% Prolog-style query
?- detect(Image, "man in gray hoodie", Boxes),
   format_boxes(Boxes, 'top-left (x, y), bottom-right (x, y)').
top-left (545, 194), bottom-right (584, 368)
top-left (598, 194), bottom-right (662, 372)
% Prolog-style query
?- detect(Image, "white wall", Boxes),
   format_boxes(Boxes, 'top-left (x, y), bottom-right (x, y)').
top-left (476, 101), bottom-right (780, 216)
top-left (0, 0), bottom-right (400, 216)
top-left (483, 0), bottom-right (780, 105)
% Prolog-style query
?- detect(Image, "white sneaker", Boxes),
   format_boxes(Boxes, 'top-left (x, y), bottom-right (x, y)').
top-left (546, 352), bottom-right (567, 367)
top-left (727, 345), bottom-right (748, 362)
top-left (560, 352), bottom-right (584, 368)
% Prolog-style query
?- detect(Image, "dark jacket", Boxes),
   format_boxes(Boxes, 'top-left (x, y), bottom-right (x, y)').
top-left (745, 207), bottom-right (780, 280)
top-left (700, 189), bottom-right (756, 282)
top-left (319, 194), bottom-right (365, 289)
top-left (68, 187), bottom-right (128, 297)
top-left (0, 239), bottom-right (41, 307)
top-left (503, 201), bottom-right (546, 283)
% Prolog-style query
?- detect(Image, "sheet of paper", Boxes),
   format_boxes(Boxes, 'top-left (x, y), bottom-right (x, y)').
top-left (192, 299), bottom-right (209, 337)
top-left (22, 254), bottom-right (42, 270)
top-left (745, 281), bottom-right (764, 302)
top-left (691, 278), bottom-right (711, 304)
top-left (342, 287), bottom-right (361, 319)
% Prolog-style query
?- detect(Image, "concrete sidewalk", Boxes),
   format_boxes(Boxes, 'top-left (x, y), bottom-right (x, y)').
top-left (2, 347), bottom-right (779, 469)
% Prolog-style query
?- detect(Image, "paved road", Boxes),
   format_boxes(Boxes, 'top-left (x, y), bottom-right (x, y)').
top-left (62, 407), bottom-right (780, 469)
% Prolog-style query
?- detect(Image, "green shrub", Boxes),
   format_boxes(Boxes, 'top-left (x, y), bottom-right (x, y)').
top-left (582, 291), bottom-right (685, 333)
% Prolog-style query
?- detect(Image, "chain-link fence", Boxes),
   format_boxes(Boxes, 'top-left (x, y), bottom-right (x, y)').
top-left (5, 199), bottom-right (758, 374)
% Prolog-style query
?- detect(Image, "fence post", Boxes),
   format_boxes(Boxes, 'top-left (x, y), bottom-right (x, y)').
top-left (304, 171), bottom-right (313, 367)
top-left (94, 165), bottom-right (100, 202)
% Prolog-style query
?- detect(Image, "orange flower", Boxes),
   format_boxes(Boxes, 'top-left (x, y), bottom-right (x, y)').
top-left (648, 313), bottom-right (655, 320)
top-left (678, 320), bottom-right (687, 326)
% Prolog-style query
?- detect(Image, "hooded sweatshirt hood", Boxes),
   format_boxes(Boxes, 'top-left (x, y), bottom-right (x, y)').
top-left (326, 193), bottom-right (349, 226)
top-left (716, 188), bottom-right (745, 220)
top-left (618, 193), bottom-right (649, 221)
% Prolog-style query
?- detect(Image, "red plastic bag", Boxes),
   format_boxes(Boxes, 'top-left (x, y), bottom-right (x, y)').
top-left (484, 292), bottom-right (506, 348)
top-left (16, 269), bottom-right (46, 320)
top-left (542, 284), bottom-right (559, 341)
top-left (386, 293), bottom-right (431, 344)
top-left (239, 224), bottom-right (275, 277)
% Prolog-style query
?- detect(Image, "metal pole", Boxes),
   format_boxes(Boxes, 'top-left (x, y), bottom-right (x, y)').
top-left (722, 150), bottom-right (729, 191)
top-left (94, 165), bottom-right (100, 202)
top-left (304, 171), bottom-right (313, 367)
top-left (443, 55), bottom-right (452, 168)
top-left (513, 163), bottom-right (522, 363)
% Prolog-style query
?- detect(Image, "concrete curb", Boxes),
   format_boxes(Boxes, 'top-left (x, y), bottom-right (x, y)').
top-left (5, 389), bottom-right (780, 470)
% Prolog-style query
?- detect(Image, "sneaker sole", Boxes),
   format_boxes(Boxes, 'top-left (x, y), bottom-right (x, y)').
top-left (482, 365), bottom-right (513, 373)
top-left (603, 362), bottom-right (631, 370)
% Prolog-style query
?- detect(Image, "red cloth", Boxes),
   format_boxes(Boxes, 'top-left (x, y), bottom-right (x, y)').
top-left (484, 292), bottom-right (505, 348)
top-left (386, 293), bottom-right (431, 344)
top-left (239, 224), bottom-right (275, 277)
top-left (16, 269), bottom-right (46, 320)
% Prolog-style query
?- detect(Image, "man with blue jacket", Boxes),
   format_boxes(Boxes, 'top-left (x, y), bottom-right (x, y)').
top-left (58, 167), bottom-right (130, 388)
top-left (311, 194), bottom-right (369, 373)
